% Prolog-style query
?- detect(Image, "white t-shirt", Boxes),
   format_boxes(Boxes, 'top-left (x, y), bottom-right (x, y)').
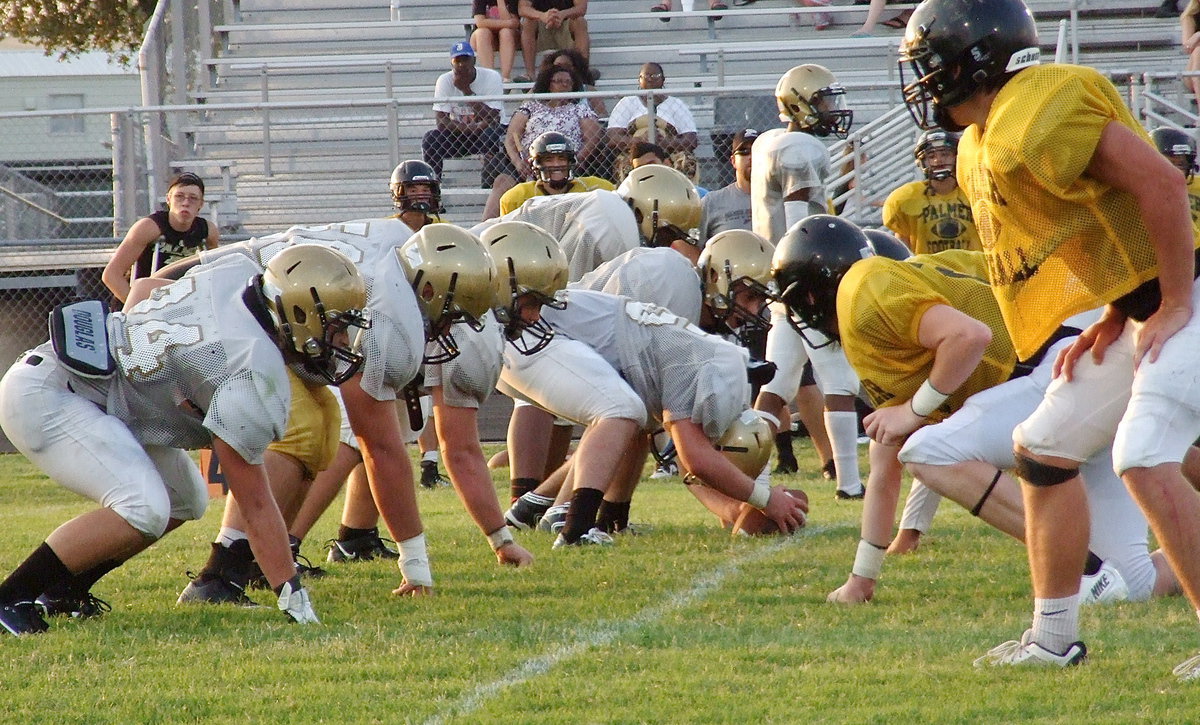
top-left (606, 95), bottom-right (697, 135)
top-left (750, 127), bottom-right (831, 244)
top-left (432, 67), bottom-right (509, 125)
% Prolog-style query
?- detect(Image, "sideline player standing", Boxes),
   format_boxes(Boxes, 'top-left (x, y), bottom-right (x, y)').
top-left (882, 129), bottom-right (981, 254)
top-left (899, 0), bottom-right (1200, 674)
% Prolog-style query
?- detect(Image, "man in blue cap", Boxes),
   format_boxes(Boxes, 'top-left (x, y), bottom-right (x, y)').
top-left (422, 40), bottom-right (514, 191)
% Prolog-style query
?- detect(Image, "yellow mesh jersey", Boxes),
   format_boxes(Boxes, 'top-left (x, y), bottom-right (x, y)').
top-left (957, 64), bottom-right (1192, 359)
top-left (1188, 175), bottom-right (1200, 236)
top-left (837, 249), bottom-right (1017, 421)
top-left (882, 181), bottom-right (981, 254)
top-left (499, 176), bottom-right (616, 215)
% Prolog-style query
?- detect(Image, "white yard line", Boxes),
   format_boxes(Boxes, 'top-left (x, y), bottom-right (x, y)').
top-left (424, 527), bottom-right (826, 724)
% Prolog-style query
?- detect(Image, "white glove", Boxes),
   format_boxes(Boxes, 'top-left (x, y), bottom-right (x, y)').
top-left (276, 576), bottom-right (319, 624)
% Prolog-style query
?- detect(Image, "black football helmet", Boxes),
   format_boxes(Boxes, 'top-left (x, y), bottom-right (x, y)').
top-left (863, 228), bottom-right (913, 261)
top-left (390, 160), bottom-right (444, 214)
top-left (898, 0), bottom-right (1040, 131)
top-left (771, 215), bottom-right (872, 347)
top-left (914, 128), bottom-right (958, 181)
top-left (529, 131), bottom-right (576, 190)
top-left (1151, 127), bottom-right (1197, 181)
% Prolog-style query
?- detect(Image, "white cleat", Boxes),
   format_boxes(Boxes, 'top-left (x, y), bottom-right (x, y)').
top-left (974, 629), bottom-right (1086, 668)
top-left (552, 528), bottom-right (615, 549)
top-left (1173, 653), bottom-right (1200, 681)
top-left (1081, 561), bottom-right (1129, 605)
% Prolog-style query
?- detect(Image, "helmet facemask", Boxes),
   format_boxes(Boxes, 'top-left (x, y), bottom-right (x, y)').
top-left (261, 270), bottom-right (371, 386)
top-left (495, 256), bottom-right (567, 355)
top-left (533, 151), bottom-right (576, 191)
top-left (779, 277), bottom-right (840, 349)
top-left (415, 270), bottom-right (486, 364)
top-left (916, 131), bottom-right (958, 182)
top-left (390, 161), bottom-right (443, 214)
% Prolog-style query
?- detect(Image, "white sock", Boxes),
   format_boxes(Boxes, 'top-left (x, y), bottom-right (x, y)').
top-left (216, 527), bottom-right (247, 547)
top-left (1032, 593), bottom-right (1081, 653)
top-left (421, 450), bottom-right (439, 465)
top-left (824, 410), bottom-right (863, 493)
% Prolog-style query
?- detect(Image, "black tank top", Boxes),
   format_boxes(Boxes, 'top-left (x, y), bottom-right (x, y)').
top-left (135, 210), bottom-right (210, 278)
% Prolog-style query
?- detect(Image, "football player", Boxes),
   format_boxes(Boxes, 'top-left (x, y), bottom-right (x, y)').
top-left (1150, 127), bottom-right (1200, 232)
top-left (498, 288), bottom-right (808, 546)
top-left (772, 216), bottom-right (1174, 610)
top-left (752, 64), bottom-right (865, 500)
top-left (881, 129), bottom-right (981, 254)
top-left (498, 132), bottom-right (615, 215)
top-left (900, 0), bottom-right (1200, 673)
top-left (0, 245), bottom-right (369, 633)
top-left (390, 159), bottom-right (445, 232)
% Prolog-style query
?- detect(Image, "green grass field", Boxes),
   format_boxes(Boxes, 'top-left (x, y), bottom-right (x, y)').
top-left (1, 441), bottom-right (1199, 724)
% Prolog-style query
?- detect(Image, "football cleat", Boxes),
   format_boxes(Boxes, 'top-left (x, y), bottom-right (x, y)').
top-left (649, 462), bottom-right (679, 479)
top-left (835, 487), bottom-right (865, 500)
top-left (505, 492), bottom-right (555, 531)
top-left (0, 600), bottom-right (49, 635)
top-left (35, 591), bottom-right (111, 619)
top-left (821, 460), bottom-right (837, 481)
top-left (177, 572), bottom-right (259, 607)
top-left (973, 629), bottom-right (1087, 668)
top-left (773, 459), bottom-right (799, 475)
top-left (276, 576), bottom-right (319, 624)
top-left (536, 503), bottom-right (570, 534)
top-left (289, 536), bottom-right (327, 579)
top-left (1080, 561), bottom-right (1129, 606)
top-left (1173, 653), bottom-right (1200, 681)
top-left (325, 531), bottom-right (400, 563)
top-left (420, 460), bottom-right (452, 489)
top-left (552, 528), bottom-right (615, 549)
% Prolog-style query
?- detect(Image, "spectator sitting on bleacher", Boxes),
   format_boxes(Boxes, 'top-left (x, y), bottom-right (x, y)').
top-left (471, 0), bottom-right (522, 83)
top-left (499, 132), bottom-right (614, 214)
top-left (102, 171), bottom-right (219, 306)
top-left (607, 63), bottom-right (698, 159)
top-left (504, 64), bottom-right (602, 183)
top-left (423, 41), bottom-right (513, 192)
top-left (518, 0), bottom-right (590, 82)
top-left (698, 128), bottom-right (756, 244)
top-left (542, 48), bottom-right (605, 117)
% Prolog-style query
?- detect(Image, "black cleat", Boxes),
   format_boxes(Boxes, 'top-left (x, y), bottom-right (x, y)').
top-left (177, 572), bottom-right (259, 607)
top-left (420, 460), bottom-right (451, 489)
top-left (821, 460), bottom-right (837, 481)
top-left (325, 532), bottom-right (400, 563)
top-left (835, 488), bottom-right (865, 500)
top-left (0, 600), bottom-right (50, 635)
top-left (289, 536), bottom-right (327, 579)
top-left (35, 591), bottom-right (111, 619)
top-left (773, 459), bottom-right (799, 475)
top-left (505, 492), bottom-right (555, 530)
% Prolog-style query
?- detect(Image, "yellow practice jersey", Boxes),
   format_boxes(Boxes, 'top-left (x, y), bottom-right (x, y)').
top-left (881, 181), bottom-right (981, 254)
top-left (1188, 175), bottom-right (1200, 236)
top-left (499, 176), bottom-right (616, 216)
top-left (837, 249), bottom-right (1017, 421)
top-left (957, 64), bottom-right (1196, 359)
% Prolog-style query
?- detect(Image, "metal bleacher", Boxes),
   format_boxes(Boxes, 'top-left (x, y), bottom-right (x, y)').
top-left (181, 0), bottom-right (1185, 234)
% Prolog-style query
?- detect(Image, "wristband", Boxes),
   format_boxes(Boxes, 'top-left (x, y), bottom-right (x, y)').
top-left (398, 533), bottom-right (433, 587)
top-left (909, 379), bottom-right (949, 418)
top-left (486, 526), bottom-right (514, 551)
top-left (850, 539), bottom-right (887, 580)
top-left (747, 480), bottom-right (771, 509)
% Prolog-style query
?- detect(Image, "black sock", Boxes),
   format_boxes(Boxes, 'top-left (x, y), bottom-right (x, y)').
top-left (596, 500), bottom-right (631, 533)
top-left (337, 525), bottom-right (378, 542)
top-left (774, 431), bottom-right (797, 465)
top-left (561, 488), bottom-right (605, 542)
top-left (42, 558), bottom-right (122, 599)
top-left (0, 542), bottom-right (73, 603)
top-left (197, 540), bottom-right (257, 587)
top-left (510, 477), bottom-right (540, 503)
top-left (1083, 551), bottom-right (1103, 577)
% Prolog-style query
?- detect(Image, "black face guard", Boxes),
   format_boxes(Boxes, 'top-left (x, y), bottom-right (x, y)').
top-left (288, 289), bottom-right (372, 386)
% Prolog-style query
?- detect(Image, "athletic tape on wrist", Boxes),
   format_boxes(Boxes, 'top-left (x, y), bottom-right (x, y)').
top-left (486, 526), bottom-right (514, 551)
top-left (747, 481), bottom-right (771, 509)
top-left (850, 539), bottom-right (887, 580)
top-left (909, 379), bottom-right (949, 418)
top-left (398, 533), bottom-right (433, 587)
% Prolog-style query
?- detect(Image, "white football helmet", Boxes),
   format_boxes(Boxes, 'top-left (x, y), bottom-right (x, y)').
top-left (618, 164), bottom-right (702, 247)
top-left (481, 220), bottom-right (569, 355)
top-left (775, 64), bottom-right (853, 138)
top-left (697, 229), bottom-right (776, 342)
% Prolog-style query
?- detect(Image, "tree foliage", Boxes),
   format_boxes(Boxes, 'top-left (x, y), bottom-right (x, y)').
top-left (1, 0), bottom-right (159, 61)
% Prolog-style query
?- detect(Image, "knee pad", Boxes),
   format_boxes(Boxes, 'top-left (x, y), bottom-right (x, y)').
top-left (1013, 453), bottom-right (1079, 487)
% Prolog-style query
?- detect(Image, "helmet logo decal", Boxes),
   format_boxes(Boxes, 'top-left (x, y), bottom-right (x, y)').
top-left (1004, 47), bottom-right (1040, 72)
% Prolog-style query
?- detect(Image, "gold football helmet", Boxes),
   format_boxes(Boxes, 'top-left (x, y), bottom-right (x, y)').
top-left (395, 225), bottom-right (495, 363)
top-left (618, 163), bottom-right (702, 247)
top-left (481, 220), bottom-right (569, 355)
top-left (775, 64), bottom-right (853, 138)
top-left (697, 229), bottom-right (776, 342)
top-left (261, 244), bottom-right (370, 385)
top-left (715, 409), bottom-right (774, 479)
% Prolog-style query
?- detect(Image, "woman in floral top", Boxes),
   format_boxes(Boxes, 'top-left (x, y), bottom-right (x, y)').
top-left (504, 64), bottom-right (602, 180)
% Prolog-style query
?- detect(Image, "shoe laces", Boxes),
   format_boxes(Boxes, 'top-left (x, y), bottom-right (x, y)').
top-left (76, 592), bottom-right (112, 617)
top-left (973, 632), bottom-right (1031, 667)
top-left (1174, 654), bottom-right (1200, 680)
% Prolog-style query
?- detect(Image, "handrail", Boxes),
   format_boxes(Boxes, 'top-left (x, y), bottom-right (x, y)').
top-left (138, 0), bottom-right (173, 209)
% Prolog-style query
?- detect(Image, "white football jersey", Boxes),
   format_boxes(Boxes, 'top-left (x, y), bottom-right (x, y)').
top-left (541, 289), bottom-right (750, 439)
top-left (473, 190), bottom-right (640, 282)
top-left (424, 311), bottom-right (504, 409)
top-left (199, 218), bottom-right (425, 402)
top-left (751, 128), bottom-right (832, 244)
top-left (106, 256), bottom-right (289, 464)
top-left (571, 247), bottom-right (703, 325)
